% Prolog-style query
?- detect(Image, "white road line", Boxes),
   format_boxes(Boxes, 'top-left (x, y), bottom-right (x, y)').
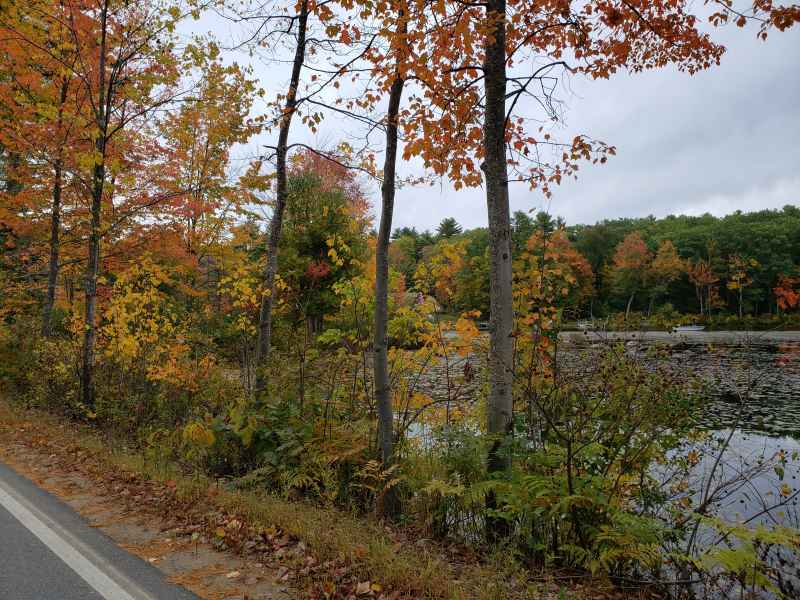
top-left (0, 481), bottom-right (143, 600)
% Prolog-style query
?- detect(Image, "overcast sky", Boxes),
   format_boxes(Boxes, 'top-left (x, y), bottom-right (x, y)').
top-left (206, 16), bottom-right (799, 231)
top-left (390, 24), bottom-right (800, 230)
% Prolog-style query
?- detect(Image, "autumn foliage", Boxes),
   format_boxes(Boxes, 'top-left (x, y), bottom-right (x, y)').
top-left (1, 0), bottom-right (799, 597)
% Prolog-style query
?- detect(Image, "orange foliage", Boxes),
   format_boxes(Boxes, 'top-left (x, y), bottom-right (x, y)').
top-left (775, 276), bottom-right (800, 311)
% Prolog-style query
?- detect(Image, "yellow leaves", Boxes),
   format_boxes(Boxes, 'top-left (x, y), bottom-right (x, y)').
top-left (408, 391), bottom-right (432, 409)
top-left (327, 246), bottom-right (341, 265)
top-left (183, 421), bottom-right (215, 448)
top-left (413, 239), bottom-right (467, 306)
top-left (219, 262), bottom-right (263, 335)
top-left (325, 235), bottom-right (347, 267)
top-left (101, 258), bottom-right (178, 365)
top-left (453, 312), bottom-right (480, 357)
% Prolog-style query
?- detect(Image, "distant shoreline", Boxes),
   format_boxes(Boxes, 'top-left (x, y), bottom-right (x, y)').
top-left (559, 330), bottom-right (800, 345)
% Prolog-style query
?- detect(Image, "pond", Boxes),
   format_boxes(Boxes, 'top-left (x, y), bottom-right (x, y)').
top-left (567, 331), bottom-right (800, 595)
top-left (561, 330), bottom-right (800, 441)
top-left (412, 330), bottom-right (800, 595)
top-left (564, 333), bottom-right (800, 483)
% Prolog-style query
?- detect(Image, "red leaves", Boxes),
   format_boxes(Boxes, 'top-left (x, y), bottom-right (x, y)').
top-left (307, 259), bottom-right (332, 280)
top-left (775, 276), bottom-right (800, 311)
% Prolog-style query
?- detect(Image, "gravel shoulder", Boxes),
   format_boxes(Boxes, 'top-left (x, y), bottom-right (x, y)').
top-left (0, 402), bottom-right (294, 600)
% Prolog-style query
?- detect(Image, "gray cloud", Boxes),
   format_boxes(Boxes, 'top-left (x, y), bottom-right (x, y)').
top-left (391, 24), bottom-right (800, 230)
top-left (210, 15), bottom-right (799, 232)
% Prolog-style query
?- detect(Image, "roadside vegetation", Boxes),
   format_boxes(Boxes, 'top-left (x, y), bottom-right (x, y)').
top-left (1, 0), bottom-right (800, 599)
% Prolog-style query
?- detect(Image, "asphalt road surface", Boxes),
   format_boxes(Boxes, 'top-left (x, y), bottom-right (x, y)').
top-left (0, 461), bottom-right (199, 600)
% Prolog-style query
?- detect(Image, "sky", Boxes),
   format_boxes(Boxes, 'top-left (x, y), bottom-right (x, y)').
top-left (202, 13), bottom-right (800, 231)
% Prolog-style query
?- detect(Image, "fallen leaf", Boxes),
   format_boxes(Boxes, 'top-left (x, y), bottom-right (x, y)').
top-left (356, 580), bottom-right (372, 595)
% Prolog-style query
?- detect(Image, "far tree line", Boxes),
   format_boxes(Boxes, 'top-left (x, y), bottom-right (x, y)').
top-left (390, 206), bottom-right (800, 320)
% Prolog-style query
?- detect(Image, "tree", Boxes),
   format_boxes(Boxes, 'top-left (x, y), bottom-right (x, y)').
top-left (154, 57), bottom-right (260, 265)
top-left (647, 240), bottom-right (684, 314)
top-left (253, 0), bottom-right (311, 395)
top-left (511, 210), bottom-right (535, 254)
top-left (516, 228), bottom-right (594, 316)
top-left (610, 232), bottom-right (652, 318)
top-left (232, 0), bottom-right (367, 396)
top-left (5, 0), bottom-right (190, 405)
top-left (454, 228), bottom-right (491, 315)
top-left (774, 275), bottom-right (800, 312)
top-left (400, 0), bottom-right (724, 531)
top-left (0, 1), bottom-right (86, 336)
top-left (388, 234), bottom-right (418, 286)
top-left (281, 151), bottom-right (370, 332)
top-left (392, 226), bottom-right (418, 239)
top-left (436, 217), bottom-right (462, 239)
top-left (414, 238), bottom-right (468, 313)
top-left (727, 255), bottom-right (759, 319)
top-left (373, 47), bottom-right (405, 517)
top-left (688, 259), bottom-right (719, 317)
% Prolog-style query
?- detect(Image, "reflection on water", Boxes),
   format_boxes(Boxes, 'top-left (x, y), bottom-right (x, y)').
top-left (619, 338), bottom-right (800, 513)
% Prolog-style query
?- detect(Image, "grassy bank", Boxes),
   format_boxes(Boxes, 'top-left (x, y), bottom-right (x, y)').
top-left (0, 398), bottom-right (601, 600)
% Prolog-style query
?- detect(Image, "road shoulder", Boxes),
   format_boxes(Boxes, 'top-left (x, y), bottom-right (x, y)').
top-left (0, 405), bottom-right (294, 600)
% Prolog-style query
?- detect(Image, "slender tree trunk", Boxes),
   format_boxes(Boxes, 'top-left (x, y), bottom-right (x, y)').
top-left (482, 0), bottom-right (513, 542)
top-left (254, 0), bottom-right (309, 396)
top-left (4, 151), bottom-right (23, 195)
top-left (625, 292), bottom-right (635, 319)
top-left (42, 78), bottom-right (70, 338)
top-left (739, 287), bottom-right (743, 319)
top-left (374, 74), bottom-right (404, 518)
top-left (42, 158), bottom-right (64, 337)
top-left (81, 162), bottom-right (104, 407)
top-left (81, 1), bottom-right (108, 408)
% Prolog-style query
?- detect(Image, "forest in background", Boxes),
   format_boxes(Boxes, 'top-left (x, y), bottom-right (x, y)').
top-left (389, 206), bottom-right (800, 324)
top-left (1, 0), bottom-right (800, 598)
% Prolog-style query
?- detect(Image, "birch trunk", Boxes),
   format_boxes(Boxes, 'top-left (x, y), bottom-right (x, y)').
top-left (625, 292), bottom-right (635, 319)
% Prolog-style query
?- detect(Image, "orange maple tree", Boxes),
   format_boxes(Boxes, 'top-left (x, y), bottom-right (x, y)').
top-left (774, 275), bottom-right (800, 312)
top-left (609, 232), bottom-right (652, 318)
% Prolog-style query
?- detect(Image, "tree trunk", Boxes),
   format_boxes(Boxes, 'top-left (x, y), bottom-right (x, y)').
top-left (3, 151), bottom-right (23, 195)
top-left (80, 1), bottom-right (108, 408)
top-left (81, 162), bottom-right (104, 407)
top-left (42, 77), bottom-right (70, 338)
top-left (374, 73), bottom-right (404, 518)
top-left (625, 292), bottom-right (635, 319)
top-left (254, 0), bottom-right (309, 396)
top-left (42, 158), bottom-right (64, 338)
top-left (482, 0), bottom-right (513, 542)
top-left (738, 287), bottom-right (743, 319)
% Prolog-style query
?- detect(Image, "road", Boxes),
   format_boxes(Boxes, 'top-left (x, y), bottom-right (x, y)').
top-left (0, 461), bottom-right (199, 600)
